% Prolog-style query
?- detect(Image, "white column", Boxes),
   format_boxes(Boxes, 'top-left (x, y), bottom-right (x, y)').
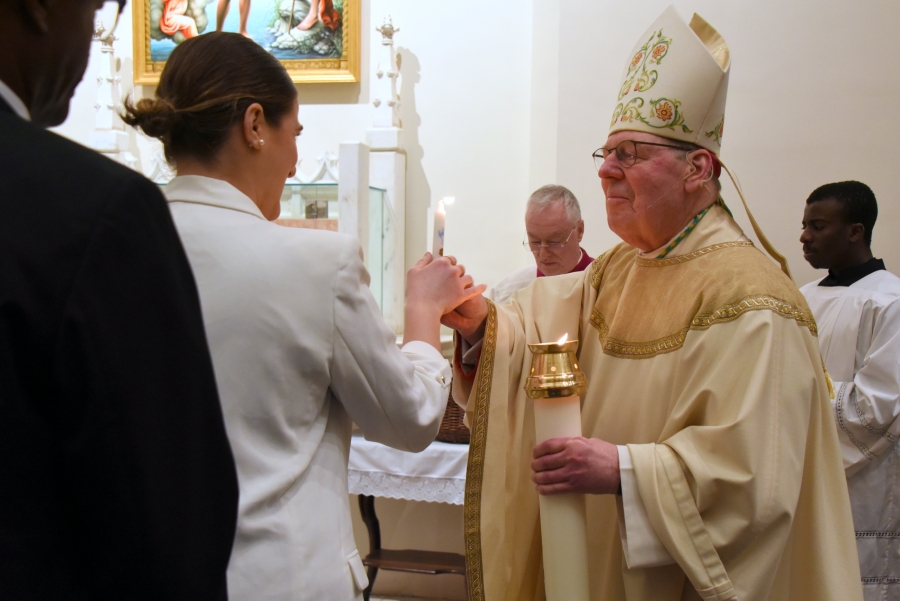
top-left (368, 151), bottom-right (406, 333)
top-left (366, 17), bottom-right (406, 334)
top-left (87, 25), bottom-right (130, 162)
top-left (338, 142), bottom-right (371, 260)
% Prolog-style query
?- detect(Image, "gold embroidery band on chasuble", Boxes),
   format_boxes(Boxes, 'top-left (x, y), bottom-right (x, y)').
top-left (588, 241), bottom-right (817, 360)
top-left (464, 300), bottom-right (497, 601)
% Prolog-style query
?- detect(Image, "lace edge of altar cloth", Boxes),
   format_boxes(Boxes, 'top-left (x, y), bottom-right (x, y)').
top-left (348, 470), bottom-right (465, 505)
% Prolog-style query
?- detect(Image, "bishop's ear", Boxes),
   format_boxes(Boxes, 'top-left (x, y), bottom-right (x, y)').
top-left (684, 150), bottom-right (714, 191)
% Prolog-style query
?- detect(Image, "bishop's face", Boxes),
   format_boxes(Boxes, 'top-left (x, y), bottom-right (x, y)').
top-left (597, 131), bottom-right (695, 252)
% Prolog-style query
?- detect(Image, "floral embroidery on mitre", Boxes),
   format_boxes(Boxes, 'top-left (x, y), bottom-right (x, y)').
top-left (705, 116), bottom-right (725, 147)
top-left (654, 100), bottom-right (674, 121)
top-left (610, 96), bottom-right (692, 133)
top-left (618, 29), bottom-right (672, 101)
top-left (651, 43), bottom-right (668, 61)
top-left (611, 28), bottom-right (691, 133)
top-left (630, 51), bottom-right (644, 70)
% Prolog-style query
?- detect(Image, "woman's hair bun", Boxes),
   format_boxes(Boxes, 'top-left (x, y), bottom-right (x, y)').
top-left (121, 97), bottom-right (179, 140)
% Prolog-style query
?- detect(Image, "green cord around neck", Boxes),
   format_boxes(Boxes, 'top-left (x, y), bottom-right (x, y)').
top-left (656, 197), bottom-right (730, 259)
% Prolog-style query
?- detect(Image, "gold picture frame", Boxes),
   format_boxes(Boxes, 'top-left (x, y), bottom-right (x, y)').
top-left (132, 0), bottom-right (359, 85)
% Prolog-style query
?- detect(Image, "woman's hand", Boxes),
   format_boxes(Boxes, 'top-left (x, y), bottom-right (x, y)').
top-left (406, 252), bottom-right (486, 314)
top-left (403, 253), bottom-right (487, 350)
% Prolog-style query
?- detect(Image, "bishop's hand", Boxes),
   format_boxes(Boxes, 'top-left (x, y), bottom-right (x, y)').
top-left (531, 436), bottom-right (621, 496)
top-left (441, 294), bottom-right (488, 345)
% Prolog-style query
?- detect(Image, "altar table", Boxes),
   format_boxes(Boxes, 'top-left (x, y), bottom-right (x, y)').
top-left (348, 432), bottom-right (469, 599)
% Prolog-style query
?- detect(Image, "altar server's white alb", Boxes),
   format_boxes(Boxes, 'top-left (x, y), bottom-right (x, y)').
top-left (802, 269), bottom-right (900, 601)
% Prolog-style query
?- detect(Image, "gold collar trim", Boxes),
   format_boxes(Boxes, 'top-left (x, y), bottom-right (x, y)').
top-left (636, 240), bottom-right (755, 267)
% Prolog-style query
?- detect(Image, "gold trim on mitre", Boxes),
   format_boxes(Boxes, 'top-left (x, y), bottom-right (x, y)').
top-left (609, 5), bottom-right (730, 154)
top-left (689, 13), bottom-right (730, 70)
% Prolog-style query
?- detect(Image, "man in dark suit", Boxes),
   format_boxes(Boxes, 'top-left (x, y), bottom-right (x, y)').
top-left (0, 1), bottom-right (239, 599)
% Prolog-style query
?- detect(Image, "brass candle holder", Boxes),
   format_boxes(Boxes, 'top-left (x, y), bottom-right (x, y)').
top-left (525, 339), bottom-right (587, 398)
top-left (524, 338), bottom-right (591, 601)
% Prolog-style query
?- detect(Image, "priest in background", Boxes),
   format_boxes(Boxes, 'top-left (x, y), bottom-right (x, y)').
top-left (0, 1), bottom-right (238, 599)
top-left (799, 181), bottom-right (900, 601)
top-left (434, 7), bottom-right (862, 600)
top-left (488, 184), bottom-right (593, 305)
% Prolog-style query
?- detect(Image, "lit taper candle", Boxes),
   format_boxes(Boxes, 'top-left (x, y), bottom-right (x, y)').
top-left (525, 334), bottom-right (591, 601)
top-left (431, 196), bottom-right (453, 257)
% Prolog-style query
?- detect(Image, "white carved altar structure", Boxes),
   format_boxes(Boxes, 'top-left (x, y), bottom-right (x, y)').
top-left (91, 17), bottom-right (409, 334)
top-left (88, 20), bottom-right (137, 170)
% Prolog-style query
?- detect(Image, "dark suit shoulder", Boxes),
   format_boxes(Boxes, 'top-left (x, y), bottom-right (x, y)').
top-left (0, 113), bottom-right (177, 363)
top-left (0, 112), bottom-right (161, 215)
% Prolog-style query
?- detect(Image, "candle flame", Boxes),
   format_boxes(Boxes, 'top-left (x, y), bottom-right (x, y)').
top-left (442, 196), bottom-right (456, 206)
top-left (557, 333), bottom-right (568, 345)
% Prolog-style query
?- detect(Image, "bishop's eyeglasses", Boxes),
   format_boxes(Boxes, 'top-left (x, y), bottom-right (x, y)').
top-left (522, 226), bottom-right (578, 252)
top-left (592, 140), bottom-right (690, 171)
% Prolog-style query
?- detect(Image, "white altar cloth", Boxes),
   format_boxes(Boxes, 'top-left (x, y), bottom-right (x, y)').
top-left (348, 432), bottom-right (469, 505)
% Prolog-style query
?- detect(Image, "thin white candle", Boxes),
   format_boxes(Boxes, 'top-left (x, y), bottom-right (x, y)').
top-left (431, 196), bottom-right (454, 257)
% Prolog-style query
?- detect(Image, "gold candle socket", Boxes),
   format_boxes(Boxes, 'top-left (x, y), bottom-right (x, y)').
top-left (525, 340), bottom-right (588, 399)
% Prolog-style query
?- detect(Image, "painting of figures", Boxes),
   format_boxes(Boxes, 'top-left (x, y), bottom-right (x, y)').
top-left (133, 0), bottom-right (359, 84)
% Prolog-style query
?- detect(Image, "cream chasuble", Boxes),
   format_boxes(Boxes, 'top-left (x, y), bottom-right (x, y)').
top-left (454, 205), bottom-right (862, 601)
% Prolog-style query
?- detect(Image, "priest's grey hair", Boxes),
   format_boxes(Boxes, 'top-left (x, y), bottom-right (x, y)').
top-left (526, 185), bottom-right (582, 225)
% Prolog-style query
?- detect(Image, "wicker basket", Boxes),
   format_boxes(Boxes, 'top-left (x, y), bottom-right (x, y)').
top-left (436, 399), bottom-right (470, 444)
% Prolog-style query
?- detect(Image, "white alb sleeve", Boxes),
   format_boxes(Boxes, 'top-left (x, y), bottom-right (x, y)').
top-left (832, 298), bottom-right (900, 477)
top-left (616, 445), bottom-right (675, 569)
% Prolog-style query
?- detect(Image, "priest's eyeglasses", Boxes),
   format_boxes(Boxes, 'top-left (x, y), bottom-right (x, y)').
top-left (522, 226), bottom-right (577, 252)
top-left (95, 0), bottom-right (127, 41)
top-left (592, 140), bottom-right (689, 170)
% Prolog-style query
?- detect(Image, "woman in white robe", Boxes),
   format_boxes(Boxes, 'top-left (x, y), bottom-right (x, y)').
top-left (123, 32), bottom-right (483, 601)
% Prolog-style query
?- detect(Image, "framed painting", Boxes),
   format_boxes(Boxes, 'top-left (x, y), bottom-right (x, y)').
top-left (132, 0), bottom-right (359, 85)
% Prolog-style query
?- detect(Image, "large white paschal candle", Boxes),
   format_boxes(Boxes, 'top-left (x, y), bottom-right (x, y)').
top-left (431, 196), bottom-right (453, 257)
top-left (525, 334), bottom-right (591, 601)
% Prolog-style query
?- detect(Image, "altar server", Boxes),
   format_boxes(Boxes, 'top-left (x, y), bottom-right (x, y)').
top-left (432, 7), bottom-right (862, 600)
top-left (124, 32), bottom-right (483, 601)
top-left (0, 2), bottom-right (238, 600)
top-left (800, 181), bottom-right (900, 601)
